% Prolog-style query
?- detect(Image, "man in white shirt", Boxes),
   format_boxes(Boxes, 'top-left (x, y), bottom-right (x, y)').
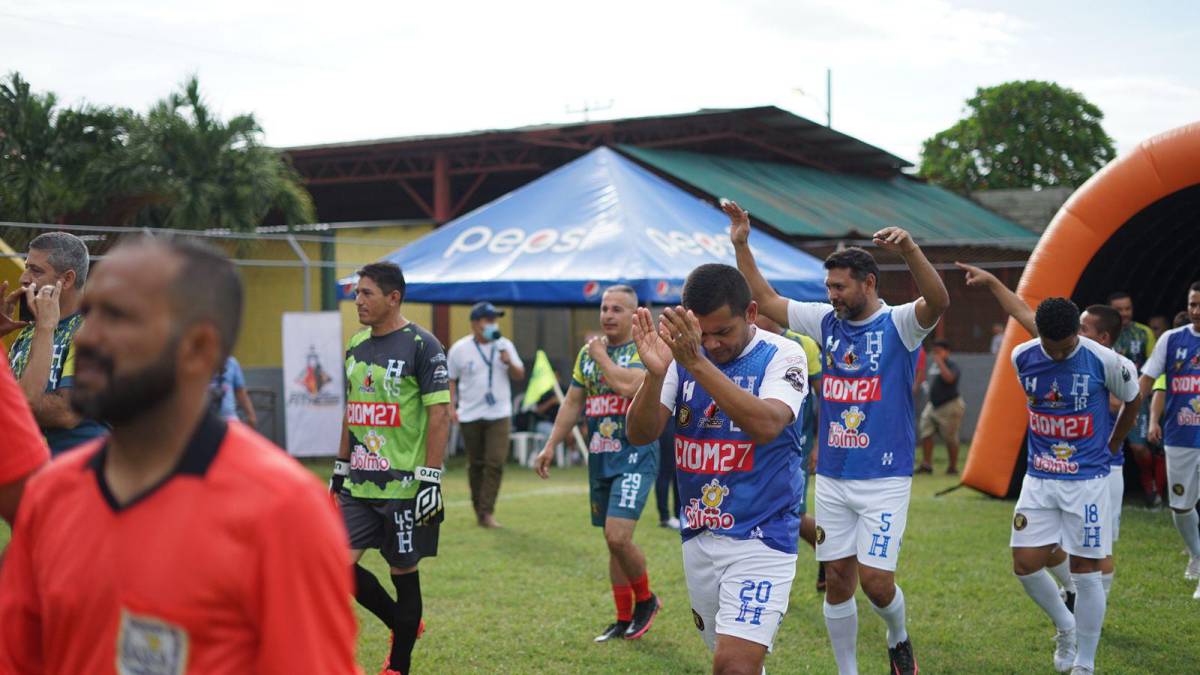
top-left (447, 302), bottom-right (525, 528)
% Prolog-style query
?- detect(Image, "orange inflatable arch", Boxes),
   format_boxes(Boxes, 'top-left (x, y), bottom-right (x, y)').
top-left (963, 121), bottom-right (1200, 497)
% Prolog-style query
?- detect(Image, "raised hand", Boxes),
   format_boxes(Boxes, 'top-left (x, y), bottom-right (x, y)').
top-left (658, 306), bottom-right (703, 369)
top-left (0, 281), bottom-right (29, 337)
top-left (587, 334), bottom-right (608, 362)
top-left (955, 261), bottom-right (998, 288)
top-left (632, 307), bottom-right (672, 376)
top-left (29, 280), bottom-right (63, 328)
top-left (872, 227), bottom-right (917, 255)
top-left (722, 198), bottom-right (751, 246)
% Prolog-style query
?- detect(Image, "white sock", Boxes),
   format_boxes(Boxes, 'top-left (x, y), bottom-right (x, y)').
top-left (1072, 572), bottom-right (1106, 670)
top-left (870, 585), bottom-right (908, 648)
top-left (823, 598), bottom-right (859, 675)
top-left (1172, 509), bottom-right (1200, 558)
top-left (1017, 570), bottom-right (1075, 631)
top-left (1101, 572), bottom-right (1113, 596)
top-left (1048, 557), bottom-right (1075, 592)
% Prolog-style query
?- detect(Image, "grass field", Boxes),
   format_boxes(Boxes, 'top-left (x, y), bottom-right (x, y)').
top-left (3, 446), bottom-right (1195, 673)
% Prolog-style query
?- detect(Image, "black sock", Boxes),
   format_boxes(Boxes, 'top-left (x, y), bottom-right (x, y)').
top-left (389, 570), bottom-right (422, 673)
top-left (353, 564), bottom-right (396, 630)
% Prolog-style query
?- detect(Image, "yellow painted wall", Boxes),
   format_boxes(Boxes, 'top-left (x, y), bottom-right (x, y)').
top-left (221, 239), bottom-right (323, 368)
top-left (335, 224), bottom-right (435, 345)
top-left (1, 238), bottom-right (25, 351)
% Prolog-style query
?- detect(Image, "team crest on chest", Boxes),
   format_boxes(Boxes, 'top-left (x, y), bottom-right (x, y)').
top-left (117, 610), bottom-right (189, 675)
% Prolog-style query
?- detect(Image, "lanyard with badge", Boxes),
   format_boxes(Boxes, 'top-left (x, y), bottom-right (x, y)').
top-left (474, 340), bottom-right (498, 406)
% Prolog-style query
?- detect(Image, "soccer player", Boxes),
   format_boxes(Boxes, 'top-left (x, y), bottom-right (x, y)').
top-left (1109, 291), bottom-right (1160, 506)
top-left (532, 285), bottom-right (661, 642)
top-left (0, 354), bottom-right (49, 527)
top-left (729, 200), bottom-right (947, 675)
top-left (0, 239), bottom-right (357, 673)
top-left (626, 264), bottom-right (810, 675)
top-left (1140, 281), bottom-right (1200, 599)
top-left (331, 262), bottom-right (451, 675)
top-left (1008, 298), bottom-right (1139, 674)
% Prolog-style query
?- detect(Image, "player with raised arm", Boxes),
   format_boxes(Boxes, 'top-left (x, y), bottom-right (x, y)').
top-left (331, 262), bottom-right (451, 675)
top-left (626, 264), bottom-right (809, 675)
top-left (1140, 281), bottom-right (1200, 599)
top-left (729, 200), bottom-right (947, 675)
top-left (533, 285), bottom-right (661, 642)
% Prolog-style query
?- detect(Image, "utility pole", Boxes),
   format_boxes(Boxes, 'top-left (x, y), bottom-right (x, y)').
top-left (566, 100), bottom-right (614, 122)
top-left (825, 67), bottom-right (832, 128)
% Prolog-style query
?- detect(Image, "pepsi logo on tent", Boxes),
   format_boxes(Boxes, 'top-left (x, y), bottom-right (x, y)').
top-left (583, 281), bottom-right (601, 297)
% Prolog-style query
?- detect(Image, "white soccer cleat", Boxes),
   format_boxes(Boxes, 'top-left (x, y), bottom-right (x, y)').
top-left (1053, 628), bottom-right (1077, 673)
top-left (1186, 556), bottom-right (1200, 580)
top-left (1193, 578), bottom-right (1200, 600)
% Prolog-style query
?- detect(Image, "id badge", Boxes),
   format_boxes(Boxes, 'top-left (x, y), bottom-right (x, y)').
top-left (485, 392), bottom-right (497, 406)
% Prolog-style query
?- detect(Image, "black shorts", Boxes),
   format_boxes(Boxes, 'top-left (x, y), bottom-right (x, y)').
top-left (338, 493), bottom-right (440, 569)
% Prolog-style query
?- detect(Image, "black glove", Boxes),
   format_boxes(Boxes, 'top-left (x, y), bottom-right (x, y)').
top-left (413, 465), bottom-right (444, 526)
top-left (330, 459), bottom-right (349, 495)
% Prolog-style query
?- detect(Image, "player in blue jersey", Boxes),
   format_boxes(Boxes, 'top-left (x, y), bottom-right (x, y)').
top-left (1140, 281), bottom-right (1200, 599)
top-left (626, 264), bottom-right (810, 675)
top-left (729, 200), bottom-right (947, 675)
top-left (1010, 298), bottom-right (1140, 675)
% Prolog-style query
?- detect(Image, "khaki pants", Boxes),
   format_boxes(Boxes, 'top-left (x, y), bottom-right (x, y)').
top-left (461, 417), bottom-right (511, 517)
top-left (919, 397), bottom-right (965, 444)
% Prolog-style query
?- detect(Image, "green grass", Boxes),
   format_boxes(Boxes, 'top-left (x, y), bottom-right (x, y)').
top-left (2, 447), bottom-right (1194, 673)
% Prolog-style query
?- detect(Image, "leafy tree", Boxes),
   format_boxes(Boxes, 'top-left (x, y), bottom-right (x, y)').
top-left (918, 80), bottom-right (1116, 193)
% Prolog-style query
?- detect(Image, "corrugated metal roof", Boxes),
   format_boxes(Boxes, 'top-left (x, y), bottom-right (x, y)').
top-left (619, 145), bottom-right (1039, 247)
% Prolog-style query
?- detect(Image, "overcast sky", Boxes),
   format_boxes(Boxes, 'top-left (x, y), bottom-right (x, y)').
top-left (3, 0), bottom-right (1197, 164)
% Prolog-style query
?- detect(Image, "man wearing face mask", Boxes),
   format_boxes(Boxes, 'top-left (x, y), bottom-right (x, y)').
top-left (447, 301), bottom-right (525, 528)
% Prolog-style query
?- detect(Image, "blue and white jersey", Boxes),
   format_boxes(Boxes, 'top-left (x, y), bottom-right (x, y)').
top-left (659, 329), bottom-right (809, 554)
top-left (787, 300), bottom-right (934, 480)
top-left (1141, 325), bottom-right (1200, 448)
top-left (1012, 336), bottom-right (1138, 480)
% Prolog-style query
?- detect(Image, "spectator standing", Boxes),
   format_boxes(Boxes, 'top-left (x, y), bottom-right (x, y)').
top-left (1148, 315), bottom-right (1170, 340)
top-left (916, 340), bottom-right (965, 474)
top-left (1109, 291), bottom-right (1160, 507)
top-left (991, 322), bottom-right (1005, 354)
top-left (447, 301), bottom-right (525, 528)
top-left (210, 355), bottom-right (258, 427)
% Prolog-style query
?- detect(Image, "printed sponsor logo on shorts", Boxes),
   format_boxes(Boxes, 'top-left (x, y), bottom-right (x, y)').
top-left (117, 610), bottom-right (188, 675)
top-left (822, 375), bottom-right (881, 403)
top-left (683, 478), bottom-right (736, 531)
top-left (815, 525), bottom-right (826, 544)
top-left (1013, 512), bottom-right (1028, 531)
top-left (347, 401), bottom-right (401, 427)
top-left (1174, 483), bottom-right (1186, 496)
top-left (674, 436), bottom-right (754, 474)
top-left (1028, 411), bottom-right (1094, 439)
top-left (585, 393), bottom-right (631, 417)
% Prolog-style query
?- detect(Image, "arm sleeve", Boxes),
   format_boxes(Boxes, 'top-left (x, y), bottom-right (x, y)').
top-left (570, 347), bottom-right (588, 389)
top-left (758, 341), bottom-right (808, 420)
top-left (1141, 331), bottom-right (1169, 379)
top-left (891, 301), bottom-right (937, 352)
top-left (658, 361), bottom-right (680, 413)
top-left (253, 485), bottom-right (359, 675)
top-left (786, 300), bottom-right (833, 340)
top-left (504, 340), bottom-right (524, 369)
top-left (418, 339), bottom-right (451, 407)
top-left (0, 358), bottom-right (49, 484)
top-left (0, 487), bottom-right (45, 674)
top-left (1154, 374), bottom-right (1167, 391)
top-left (1106, 353), bottom-right (1140, 403)
top-left (57, 339), bottom-right (75, 389)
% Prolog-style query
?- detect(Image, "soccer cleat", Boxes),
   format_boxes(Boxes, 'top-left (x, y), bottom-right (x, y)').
top-left (624, 593), bottom-right (661, 640)
top-left (594, 620), bottom-right (631, 642)
top-left (1193, 578), bottom-right (1200, 600)
top-left (1053, 628), bottom-right (1077, 673)
top-left (1069, 667), bottom-right (1094, 675)
top-left (1185, 556), bottom-right (1200, 580)
top-left (888, 639), bottom-right (918, 675)
top-left (914, 464), bottom-right (933, 475)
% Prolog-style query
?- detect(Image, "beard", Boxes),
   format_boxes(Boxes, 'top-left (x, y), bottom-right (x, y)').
top-left (70, 339), bottom-right (179, 426)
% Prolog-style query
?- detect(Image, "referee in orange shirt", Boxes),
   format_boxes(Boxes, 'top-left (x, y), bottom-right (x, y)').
top-left (0, 239), bottom-right (358, 674)
top-left (0, 350), bottom-right (49, 527)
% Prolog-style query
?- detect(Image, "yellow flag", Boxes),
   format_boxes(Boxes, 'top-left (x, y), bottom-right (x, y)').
top-left (523, 350), bottom-right (558, 411)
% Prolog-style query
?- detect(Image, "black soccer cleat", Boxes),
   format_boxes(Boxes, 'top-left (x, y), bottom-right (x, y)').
top-left (594, 620), bottom-right (631, 643)
top-left (889, 639), bottom-right (918, 675)
top-left (624, 593), bottom-right (661, 640)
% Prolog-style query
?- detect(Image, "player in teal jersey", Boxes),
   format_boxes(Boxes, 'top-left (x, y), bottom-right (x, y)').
top-left (534, 285), bottom-right (661, 643)
top-left (330, 262), bottom-right (451, 675)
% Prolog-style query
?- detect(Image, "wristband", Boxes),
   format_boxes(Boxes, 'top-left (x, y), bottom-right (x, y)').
top-left (333, 459), bottom-right (350, 477)
top-left (415, 466), bottom-right (442, 485)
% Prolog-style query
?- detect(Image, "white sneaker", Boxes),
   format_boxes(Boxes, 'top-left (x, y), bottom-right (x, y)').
top-left (1053, 628), bottom-right (1077, 673)
top-left (1193, 577), bottom-right (1200, 600)
top-left (1185, 556), bottom-right (1200, 580)
top-left (1069, 667), bottom-right (1094, 675)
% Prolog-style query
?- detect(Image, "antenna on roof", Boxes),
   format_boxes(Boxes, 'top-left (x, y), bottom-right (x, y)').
top-left (566, 100), bottom-right (614, 122)
top-left (793, 68), bottom-right (832, 128)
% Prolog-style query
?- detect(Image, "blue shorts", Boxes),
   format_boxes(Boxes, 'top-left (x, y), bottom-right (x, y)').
top-left (590, 471), bottom-right (655, 526)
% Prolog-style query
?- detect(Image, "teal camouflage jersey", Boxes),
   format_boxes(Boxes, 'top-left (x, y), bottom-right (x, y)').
top-left (571, 340), bottom-right (657, 479)
top-left (344, 323), bottom-right (451, 499)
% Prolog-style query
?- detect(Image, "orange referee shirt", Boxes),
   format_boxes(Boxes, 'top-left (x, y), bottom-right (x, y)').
top-left (0, 356), bottom-right (49, 487)
top-left (0, 414), bottom-right (360, 674)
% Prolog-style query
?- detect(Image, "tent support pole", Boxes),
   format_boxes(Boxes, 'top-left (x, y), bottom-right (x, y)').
top-left (286, 235), bottom-right (312, 312)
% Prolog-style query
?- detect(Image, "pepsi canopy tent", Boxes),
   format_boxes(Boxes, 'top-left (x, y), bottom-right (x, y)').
top-left (337, 147), bottom-right (827, 305)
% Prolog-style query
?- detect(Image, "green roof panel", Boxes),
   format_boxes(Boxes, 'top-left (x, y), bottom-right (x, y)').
top-left (618, 146), bottom-right (1038, 247)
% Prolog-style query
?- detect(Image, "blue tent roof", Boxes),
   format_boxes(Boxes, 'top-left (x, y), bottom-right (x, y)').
top-left (338, 147), bottom-right (827, 305)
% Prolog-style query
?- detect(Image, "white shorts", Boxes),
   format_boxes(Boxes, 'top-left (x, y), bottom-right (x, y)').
top-left (1107, 465), bottom-right (1123, 543)
top-left (1012, 475), bottom-right (1111, 559)
top-left (1165, 445), bottom-right (1200, 510)
top-left (814, 475), bottom-right (911, 571)
top-left (682, 532), bottom-right (797, 651)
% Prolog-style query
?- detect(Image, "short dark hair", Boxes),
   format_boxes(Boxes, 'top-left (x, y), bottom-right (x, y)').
top-left (357, 262), bottom-right (406, 300)
top-left (1084, 304), bottom-right (1122, 344)
top-left (1035, 297), bottom-right (1080, 341)
top-left (932, 339), bottom-right (951, 351)
top-left (824, 247), bottom-right (879, 285)
top-left (1190, 280), bottom-right (1200, 293)
top-left (1107, 290), bottom-right (1131, 303)
top-left (682, 264), bottom-right (751, 317)
top-left (29, 231), bottom-right (90, 289)
top-left (1175, 311), bottom-right (1190, 328)
top-left (158, 239), bottom-right (243, 363)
